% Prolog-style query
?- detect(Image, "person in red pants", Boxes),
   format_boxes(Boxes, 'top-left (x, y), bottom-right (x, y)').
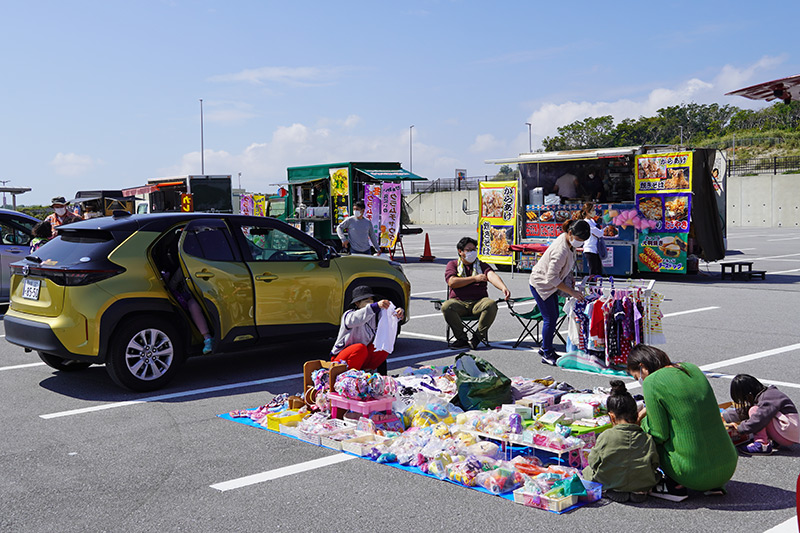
top-left (331, 285), bottom-right (404, 373)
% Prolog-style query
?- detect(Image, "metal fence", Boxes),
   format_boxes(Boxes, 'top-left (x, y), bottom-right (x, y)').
top-left (729, 155), bottom-right (800, 176)
top-left (409, 175), bottom-right (496, 193)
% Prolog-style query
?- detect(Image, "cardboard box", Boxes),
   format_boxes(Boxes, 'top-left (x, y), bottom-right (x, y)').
top-left (303, 360), bottom-right (348, 408)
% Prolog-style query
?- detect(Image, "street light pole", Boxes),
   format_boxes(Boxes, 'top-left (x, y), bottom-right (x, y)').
top-left (409, 125), bottom-right (414, 173)
top-left (0, 180), bottom-right (9, 208)
top-left (199, 99), bottom-right (205, 175)
top-left (525, 122), bottom-right (532, 153)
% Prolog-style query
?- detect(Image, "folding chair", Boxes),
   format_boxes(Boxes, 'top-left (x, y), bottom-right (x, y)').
top-left (432, 299), bottom-right (490, 348)
top-left (507, 295), bottom-right (567, 348)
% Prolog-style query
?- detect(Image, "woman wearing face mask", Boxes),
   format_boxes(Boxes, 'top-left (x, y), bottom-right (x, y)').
top-left (627, 344), bottom-right (737, 500)
top-left (44, 196), bottom-right (82, 238)
top-left (528, 219), bottom-right (590, 365)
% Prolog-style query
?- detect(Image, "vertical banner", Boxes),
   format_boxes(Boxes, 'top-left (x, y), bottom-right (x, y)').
top-left (477, 180), bottom-right (517, 265)
top-left (455, 168), bottom-right (466, 189)
top-left (253, 194), bottom-right (266, 217)
top-left (380, 183), bottom-right (402, 248)
top-left (364, 183), bottom-right (382, 239)
top-left (329, 167), bottom-right (350, 230)
top-left (635, 152), bottom-right (692, 274)
top-left (240, 194), bottom-right (254, 216)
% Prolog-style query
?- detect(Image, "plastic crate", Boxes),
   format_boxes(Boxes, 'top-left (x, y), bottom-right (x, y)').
top-left (341, 435), bottom-right (389, 456)
top-left (319, 428), bottom-right (358, 451)
top-left (279, 421), bottom-right (303, 439)
top-left (513, 489), bottom-right (578, 512)
top-left (328, 393), bottom-right (395, 419)
top-left (579, 480), bottom-right (602, 503)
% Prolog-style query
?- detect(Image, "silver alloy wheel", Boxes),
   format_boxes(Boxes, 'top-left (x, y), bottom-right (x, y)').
top-left (124, 328), bottom-right (174, 381)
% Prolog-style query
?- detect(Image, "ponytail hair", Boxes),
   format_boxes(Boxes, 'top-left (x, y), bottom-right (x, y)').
top-left (607, 379), bottom-right (638, 423)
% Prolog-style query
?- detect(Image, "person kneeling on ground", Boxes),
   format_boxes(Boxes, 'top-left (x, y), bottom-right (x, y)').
top-left (331, 285), bottom-right (404, 374)
top-left (583, 380), bottom-right (660, 503)
top-left (442, 237), bottom-right (511, 350)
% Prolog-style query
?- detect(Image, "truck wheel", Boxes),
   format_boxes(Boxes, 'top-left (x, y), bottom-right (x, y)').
top-left (105, 317), bottom-right (184, 392)
top-left (38, 352), bottom-right (92, 372)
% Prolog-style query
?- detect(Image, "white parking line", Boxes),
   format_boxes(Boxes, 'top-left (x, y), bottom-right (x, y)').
top-left (768, 268), bottom-right (800, 275)
top-left (210, 453), bottom-right (357, 492)
top-left (763, 516), bottom-right (798, 533)
top-left (766, 236), bottom-right (800, 242)
top-left (662, 306), bottom-right (719, 318)
top-left (409, 299), bottom-right (535, 320)
top-left (0, 362), bottom-right (46, 371)
top-left (410, 290), bottom-right (448, 297)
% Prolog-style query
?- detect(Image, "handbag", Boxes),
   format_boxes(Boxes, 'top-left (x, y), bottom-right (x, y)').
top-left (597, 236), bottom-right (608, 259)
top-left (451, 353), bottom-right (512, 411)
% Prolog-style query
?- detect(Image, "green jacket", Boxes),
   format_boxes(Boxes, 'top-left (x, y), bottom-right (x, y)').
top-left (641, 362), bottom-right (738, 491)
top-left (583, 423), bottom-right (660, 492)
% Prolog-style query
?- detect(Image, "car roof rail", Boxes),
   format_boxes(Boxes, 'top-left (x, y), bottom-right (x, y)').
top-left (112, 210), bottom-right (133, 218)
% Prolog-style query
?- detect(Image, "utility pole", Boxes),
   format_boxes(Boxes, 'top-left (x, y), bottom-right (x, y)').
top-left (409, 125), bottom-right (414, 173)
top-left (199, 99), bottom-right (205, 175)
top-left (0, 180), bottom-right (9, 208)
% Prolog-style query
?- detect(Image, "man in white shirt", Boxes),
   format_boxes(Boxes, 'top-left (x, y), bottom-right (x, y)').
top-left (553, 173), bottom-right (579, 199)
top-left (336, 200), bottom-right (381, 254)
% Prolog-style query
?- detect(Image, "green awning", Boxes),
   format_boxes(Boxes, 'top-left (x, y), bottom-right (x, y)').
top-left (270, 176), bottom-right (328, 186)
top-left (355, 168), bottom-right (427, 181)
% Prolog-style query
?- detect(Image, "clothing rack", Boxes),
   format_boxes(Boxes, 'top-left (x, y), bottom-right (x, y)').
top-left (577, 276), bottom-right (657, 346)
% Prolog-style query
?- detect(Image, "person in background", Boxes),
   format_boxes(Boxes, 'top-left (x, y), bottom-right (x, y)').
top-left (581, 202), bottom-right (604, 275)
top-left (336, 200), bottom-right (381, 255)
top-left (627, 344), bottom-right (738, 500)
top-left (581, 170), bottom-right (605, 202)
top-left (553, 172), bottom-right (579, 200)
top-left (44, 196), bottom-right (82, 238)
top-left (331, 285), bottom-right (404, 374)
top-left (29, 220), bottom-right (52, 253)
top-left (442, 237), bottom-right (511, 350)
top-left (583, 380), bottom-right (660, 503)
top-left (528, 219), bottom-right (589, 365)
top-left (723, 374), bottom-right (799, 454)
top-left (313, 181), bottom-right (329, 207)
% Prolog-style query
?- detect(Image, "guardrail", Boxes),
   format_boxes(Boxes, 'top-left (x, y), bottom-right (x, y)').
top-left (730, 155), bottom-right (800, 176)
top-left (409, 175), bottom-right (494, 193)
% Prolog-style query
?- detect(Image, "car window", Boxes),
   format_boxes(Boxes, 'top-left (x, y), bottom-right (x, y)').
top-left (182, 222), bottom-right (237, 262)
top-left (239, 225), bottom-right (318, 261)
top-left (0, 221), bottom-right (31, 246)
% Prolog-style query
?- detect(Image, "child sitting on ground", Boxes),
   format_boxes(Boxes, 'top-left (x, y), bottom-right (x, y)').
top-left (583, 380), bottom-right (660, 503)
top-left (723, 374), bottom-right (799, 454)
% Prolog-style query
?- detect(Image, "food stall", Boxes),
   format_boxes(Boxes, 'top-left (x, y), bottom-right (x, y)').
top-left (484, 146), bottom-right (726, 275)
top-left (283, 162), bottom-right (426, 249)
top-left (69, 190), bottom-right (137, 218)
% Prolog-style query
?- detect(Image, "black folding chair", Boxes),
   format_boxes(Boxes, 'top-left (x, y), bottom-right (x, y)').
top-left (432, 299), bottom-right (491, 348)
top-left (507, 295), bottom-right (567, 348)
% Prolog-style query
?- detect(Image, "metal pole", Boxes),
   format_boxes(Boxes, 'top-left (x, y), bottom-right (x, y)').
top-left (409, 125), bottom-right (414, 173)
top-left (732, 133), bottom-right (736, 176)
top-left (0, 180), bottom-right (9, 207)
top-left (200, 99), bottom-right (205, 175)
top-left (525, 122), bottom-right (532, 152)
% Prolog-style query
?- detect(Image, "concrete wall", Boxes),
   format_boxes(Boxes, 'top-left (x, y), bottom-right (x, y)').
top-left (406, 190), bottom-right (479, 225)
top-left (727, 173), bottom-right (800, 228)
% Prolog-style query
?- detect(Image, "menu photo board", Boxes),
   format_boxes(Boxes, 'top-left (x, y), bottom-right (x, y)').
top-left (329, 167), bottom-right (350, 230)
top-left (635, 152), bottom-right (692, 194)
top-left (478, 181), bottom-right (517, 265)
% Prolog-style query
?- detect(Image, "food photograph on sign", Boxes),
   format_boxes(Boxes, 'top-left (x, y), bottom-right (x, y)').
top-left (481, 189), bottom-right (504, 218)
top-left (635, 152), bottom-right (692, 193)
top-left (480, 224), bottom-right (513, 257)
top-left (637, 196), bottom-right (663, 221)
top-left (638, 232), bottom-right (689, 273)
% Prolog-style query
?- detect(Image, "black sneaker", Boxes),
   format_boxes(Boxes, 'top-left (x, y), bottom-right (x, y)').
top-left (650, 476), bottom-right (688, 502)
top-left (469, 334), bottom-right (481, 350)
top-left (450, 338), bottom-right (470, 350)
top-left (540, 350), bottom-right (559, 366)
top-left (604, 490), bottom-right (630, 503)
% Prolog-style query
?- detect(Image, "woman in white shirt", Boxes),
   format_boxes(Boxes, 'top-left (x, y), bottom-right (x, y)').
top-left (581, 203), bottom-right (605, 275)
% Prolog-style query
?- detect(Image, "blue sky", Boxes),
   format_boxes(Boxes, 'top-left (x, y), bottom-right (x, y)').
top-left (2, 0), bottom-right (798, 205)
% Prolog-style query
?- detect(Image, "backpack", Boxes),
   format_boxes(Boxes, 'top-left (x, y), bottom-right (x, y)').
top-left (597, 236), bottom-right (608, 259)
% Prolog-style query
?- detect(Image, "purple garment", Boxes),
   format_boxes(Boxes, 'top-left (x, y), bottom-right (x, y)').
top-left (444, 260), bottom-right (494, 301)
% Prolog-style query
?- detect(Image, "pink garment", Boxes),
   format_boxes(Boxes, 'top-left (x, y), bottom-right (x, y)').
top-left (749, 406), bottom-right (800, 447)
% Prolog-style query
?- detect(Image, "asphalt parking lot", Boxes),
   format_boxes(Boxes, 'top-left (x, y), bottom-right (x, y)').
top-left (1, 224), bottom-right (799, 533)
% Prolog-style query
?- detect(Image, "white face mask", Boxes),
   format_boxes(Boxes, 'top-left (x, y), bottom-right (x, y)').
top-left (588, 173), bottom-right (595, 179)
top-left (54, 207), bottom-right (67, 216)
top-left (464, 250), bottom-right (478, 263)
top-left (571, 238), bottom-right (584, 247)
top-left (353, 210), bottom-right (362, 218)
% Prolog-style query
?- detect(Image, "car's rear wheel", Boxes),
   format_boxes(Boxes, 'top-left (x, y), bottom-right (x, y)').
top-left (37, 351), bottom-right (92, 372)
top-left (105, 317), bottom-right (184, 392)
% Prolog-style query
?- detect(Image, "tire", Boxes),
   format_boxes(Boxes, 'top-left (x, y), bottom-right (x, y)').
top-left (37, 351), bottom-right (92, 372)
top-left (105, 317), bottom-right (185, 392)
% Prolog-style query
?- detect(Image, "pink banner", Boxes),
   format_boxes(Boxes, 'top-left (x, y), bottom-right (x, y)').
top-left (379, 183), bottom-right (401, 248)
top-left (240, 194), bottom-right (254, 216)
top-left (364, 184), bottom-right (381, 239)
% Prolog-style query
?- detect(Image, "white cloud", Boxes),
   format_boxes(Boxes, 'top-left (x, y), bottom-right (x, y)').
top-left (158, 118), bottom-right (460, 191)
top-left (469, 133), bottom-right (504, 154)
top-left (49, 152), bottom-right (100, 176)
top-left (526, 56), bottom-right (785, 142)
top-left (208, 66), bottom-right (351, 86)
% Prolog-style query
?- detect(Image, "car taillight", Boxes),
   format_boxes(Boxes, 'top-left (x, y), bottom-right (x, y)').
top-left (12, 265), bottom-right (124, 286)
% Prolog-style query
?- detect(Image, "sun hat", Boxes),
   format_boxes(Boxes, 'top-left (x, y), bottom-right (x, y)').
top-left (350, 285), bottom-right (377, 305)
top-left (51, 196), bottom-right (68, 206)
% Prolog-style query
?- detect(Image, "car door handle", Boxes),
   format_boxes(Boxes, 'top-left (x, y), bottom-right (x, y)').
top-left (8, 249), bottom-right (22, 253)
top-left (255, 273), bottom-right (278, 282)
top-left (195, 270), bottom-right (215, 280)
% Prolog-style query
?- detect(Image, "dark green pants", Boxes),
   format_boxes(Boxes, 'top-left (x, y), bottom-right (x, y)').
top-left (441, 297), bottom-right (498, 341)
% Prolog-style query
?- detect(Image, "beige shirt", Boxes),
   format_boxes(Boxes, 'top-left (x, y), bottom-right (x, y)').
top-left (528, 233), bottom-right (576, 300)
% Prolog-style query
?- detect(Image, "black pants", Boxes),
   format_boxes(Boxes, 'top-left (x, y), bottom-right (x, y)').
top-left (585, 252), bottom-right (603, 275)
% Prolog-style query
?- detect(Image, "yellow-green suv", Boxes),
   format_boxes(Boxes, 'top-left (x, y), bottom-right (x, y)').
top-left (5, 213), bottom-right (410, 391)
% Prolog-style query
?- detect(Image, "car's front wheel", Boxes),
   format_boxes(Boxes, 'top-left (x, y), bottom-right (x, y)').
top-left (38, 351), bottom-right (92, 371)
top-left (105, 317), bottom-right (184, 392)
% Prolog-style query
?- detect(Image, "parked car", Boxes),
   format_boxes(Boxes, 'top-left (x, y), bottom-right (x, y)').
top-left (5, 212), bottom-right (411, 391)
top-left (0, 209), bottom-right (41, 302)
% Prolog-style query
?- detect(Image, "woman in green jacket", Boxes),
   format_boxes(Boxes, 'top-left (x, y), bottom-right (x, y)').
top-left (627, 345), bottom-right (738, 500)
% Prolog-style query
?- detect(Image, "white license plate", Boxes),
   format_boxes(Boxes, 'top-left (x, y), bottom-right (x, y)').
top-left (22, 279), bottom-right (41, 300)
